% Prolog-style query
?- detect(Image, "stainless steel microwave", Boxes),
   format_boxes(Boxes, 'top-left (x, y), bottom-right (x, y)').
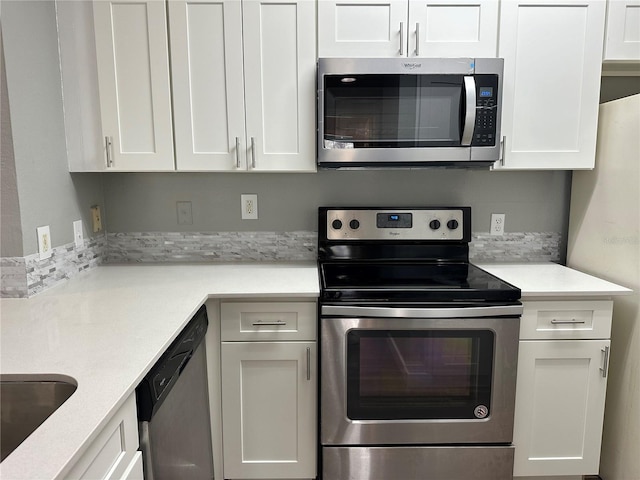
top-left (317, 57), bottom-right (503, 169)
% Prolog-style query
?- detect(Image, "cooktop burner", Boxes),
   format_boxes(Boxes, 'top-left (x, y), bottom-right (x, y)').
top-left (318, 207), bottom-right (521, 305)
top-left (320, 262), bottom-right (520, 303)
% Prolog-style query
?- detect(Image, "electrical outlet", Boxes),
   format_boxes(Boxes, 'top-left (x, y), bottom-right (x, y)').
top-left (91, 205), bottom-right (102, 233)
top-left (36, 225), bottom-right (53, 260)
top-left (177, 201), bottom-right (193, 225)
top-left (73, 220), bottom-right (84, 248)
top-left (241, 194), bottom-right (258, 220)
top-left (490, 213), bottom-right (506, 236)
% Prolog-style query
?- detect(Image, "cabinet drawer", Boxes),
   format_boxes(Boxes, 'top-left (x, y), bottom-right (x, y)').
top-left (520, 300), bottom-right (613, 340)
top-left (221, 302), bottom-right (316, 341)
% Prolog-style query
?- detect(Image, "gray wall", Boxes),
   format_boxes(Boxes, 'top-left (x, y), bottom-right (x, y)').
top-left (103, 170), bottom-right (571, 234)
top-left (1, 29), bottom-right (23, 257)
top-left (1, 1), bottom-right (104, 256)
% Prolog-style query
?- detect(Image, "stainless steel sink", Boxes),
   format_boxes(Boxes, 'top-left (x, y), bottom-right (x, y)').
top-left (0, 375), bottom-right (77, 462)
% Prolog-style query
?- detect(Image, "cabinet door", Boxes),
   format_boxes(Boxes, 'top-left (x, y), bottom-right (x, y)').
top-left (318, 0), bottom-right (408, 57)
top-left (408, 0), bottom-right (498, 57)
top-left (169, 0), bottom-right (247, 171)
top-left (221, 342), bottom-right (317, 479)
top-left (604, 0), bottom-right (640, 61)
top-left (496, 0), bottom-right (606, 170)
top-left (242, 0), bottom-right (316, 172)
top-left (93, 0), bottom-right (175, 171)
top-left (513, 340), bottom-right (610, 476)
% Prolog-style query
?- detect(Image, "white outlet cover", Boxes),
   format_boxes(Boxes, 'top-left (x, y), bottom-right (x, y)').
top-left (241, 194), bottom-right (258, 220)
top-left (36, 225), bottom-right (53, 260)
top-left (490, 213), bottom-right (506, 236)
top-left (73, 220), bottom-right (84, 248)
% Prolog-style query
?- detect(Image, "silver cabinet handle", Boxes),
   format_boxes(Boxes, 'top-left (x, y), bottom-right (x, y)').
top-left (251, 320), bottom-right (287, 326)
top-left (306, 347), bottom-right (311, 381)
top-left (600, 346), bottom-right (610, 378)
top-left (415, 23), bottom-right (420, 56)
top-left (550, 318), bottom-right (586, 324)
top-left (499, 135), bottom-right (506, 166)
top-left (235, 136), bottom-right (241, 169)
top-left (252, 137), bottom-right (256, 168)
top-left (461, 76), bottom-right (476, 146)
top-left (399, 22), bottom-right (404, 56)
top-left (105, 136), bottom-right (114, 167)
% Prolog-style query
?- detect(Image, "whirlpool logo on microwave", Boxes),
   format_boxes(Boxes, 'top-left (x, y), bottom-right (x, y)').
top-left (402, 62), bottom-right (422, 70)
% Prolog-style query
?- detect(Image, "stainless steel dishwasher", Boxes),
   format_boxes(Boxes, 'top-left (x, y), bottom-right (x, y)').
top-left (136, 305), bottom-right (214, 479)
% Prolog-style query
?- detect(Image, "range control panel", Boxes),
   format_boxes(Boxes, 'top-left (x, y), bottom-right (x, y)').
top-left (325, 208), bottom-right (467, 241)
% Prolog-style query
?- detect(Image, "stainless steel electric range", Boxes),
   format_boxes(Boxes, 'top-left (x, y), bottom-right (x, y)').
top-left (318, 207), bottom-right (522, 480)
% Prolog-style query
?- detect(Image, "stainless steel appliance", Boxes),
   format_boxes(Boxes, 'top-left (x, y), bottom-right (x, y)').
top-left (136, 305), bottom-right (214, 480)
top-left (317, 58), bottom-right (503, 169)
top-left (318, 207), bottom-right (522, 480)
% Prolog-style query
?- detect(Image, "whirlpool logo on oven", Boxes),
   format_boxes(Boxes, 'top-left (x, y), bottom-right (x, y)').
top-left (403, 62), bottom-right (422, 70)
top-left (388, 231), bottom-right (401, 236)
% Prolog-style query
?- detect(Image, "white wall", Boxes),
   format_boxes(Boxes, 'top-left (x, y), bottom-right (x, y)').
top-left (567, 95), bottom-right (640, 480)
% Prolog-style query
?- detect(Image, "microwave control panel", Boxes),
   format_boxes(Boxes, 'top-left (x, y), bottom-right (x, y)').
top-left (471, 75), bottom-right (499, 147)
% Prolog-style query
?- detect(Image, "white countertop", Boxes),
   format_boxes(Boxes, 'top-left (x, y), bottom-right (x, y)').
top-left (477, 263), bottom-right (632, 298)
top-left (0, 263), bottom-right (319, 480)
top-left (0, 262), bottom-right (631, 480)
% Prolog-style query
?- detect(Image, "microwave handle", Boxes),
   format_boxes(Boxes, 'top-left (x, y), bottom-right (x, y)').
top-left (461, 76), bottom-right (477, 146)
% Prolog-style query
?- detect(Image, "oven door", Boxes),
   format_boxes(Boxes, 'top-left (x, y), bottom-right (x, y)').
top-left (320, 306), bottom-right (520, 446)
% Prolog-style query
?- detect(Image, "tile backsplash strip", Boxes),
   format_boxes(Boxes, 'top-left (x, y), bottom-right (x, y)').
top-left (106, 231), bottom-right (562, 264)
top-left (1, 235), bottom-right (107, 298)
top-left (0, 257), bottom-right (27, 298)
top-left (105, 231), bottom-right (318, 263)
top-left (1, 231), bottom-right (560, 298)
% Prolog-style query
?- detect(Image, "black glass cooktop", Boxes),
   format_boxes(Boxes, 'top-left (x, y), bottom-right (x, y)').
top-left (320, 262), bottom-right (520, 303)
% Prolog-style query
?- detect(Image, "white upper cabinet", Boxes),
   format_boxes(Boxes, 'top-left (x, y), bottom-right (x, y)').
top-left (93, 0), bottom-right (175, 171)
top-left (495, 0), bottom-right (606, 170)
top-left (168, 0), bottom-right (246, 171)
top-left (90, 0), bottom-right (315, 172)
top-left (318, 0), bottom-right (498, 58)
top-left (604, 0), bottom-right (640, 61)
top-left (318, 0), bottom-right (408, 57)
top-left (170, 0), bottom-right (316, 172)
top-left (408, 0), bottom-right (498, 57)
top-left (242, 0), bottom-right (317, 172)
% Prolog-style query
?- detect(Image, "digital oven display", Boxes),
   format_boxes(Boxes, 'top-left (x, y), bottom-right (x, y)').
top-left (376, 213), bottom-right (412, 228)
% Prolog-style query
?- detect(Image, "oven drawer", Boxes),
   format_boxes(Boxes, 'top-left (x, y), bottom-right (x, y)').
top-left (221, 302), bottom-right (316, 341)
top-left (323, 445), bottom-right (514, 480)
top-left (520, 300), bottom-right (613, 340)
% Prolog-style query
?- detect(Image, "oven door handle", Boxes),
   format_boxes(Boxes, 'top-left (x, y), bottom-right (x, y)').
top-left (320, 304), bottom-right (522, 318)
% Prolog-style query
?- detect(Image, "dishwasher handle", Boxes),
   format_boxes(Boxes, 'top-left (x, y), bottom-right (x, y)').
top-left (139, 421), bottom-right (155, 480)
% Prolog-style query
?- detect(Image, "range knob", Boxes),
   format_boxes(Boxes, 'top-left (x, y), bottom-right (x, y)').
top-left (447, 219), bottom-right (459, 230)
top-left (429, 219), bottom-right (441, 230)
top-left (331, 219), bottom-right (343, 230)
top-left (349, 219), bottom-right (360, 230)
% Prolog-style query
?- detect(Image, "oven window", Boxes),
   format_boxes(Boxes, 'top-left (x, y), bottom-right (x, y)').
top-left (323, 74), bottom-right (464, 148)
top-left (346, 330), bottom-right (494, 419)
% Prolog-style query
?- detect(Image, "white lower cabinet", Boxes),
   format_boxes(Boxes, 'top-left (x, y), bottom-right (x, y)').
top-left (513, 300), bottom-right (613, 477)
top-left (220, 301), bottom-right (317, 480)
top-left (66, 393), bottom-right (143, 480)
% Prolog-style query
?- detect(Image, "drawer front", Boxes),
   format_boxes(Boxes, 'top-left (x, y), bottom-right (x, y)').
top-left (221, 302), bottom-right (317, 341)
top-left (520, 300), bottom-right (613, 340)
